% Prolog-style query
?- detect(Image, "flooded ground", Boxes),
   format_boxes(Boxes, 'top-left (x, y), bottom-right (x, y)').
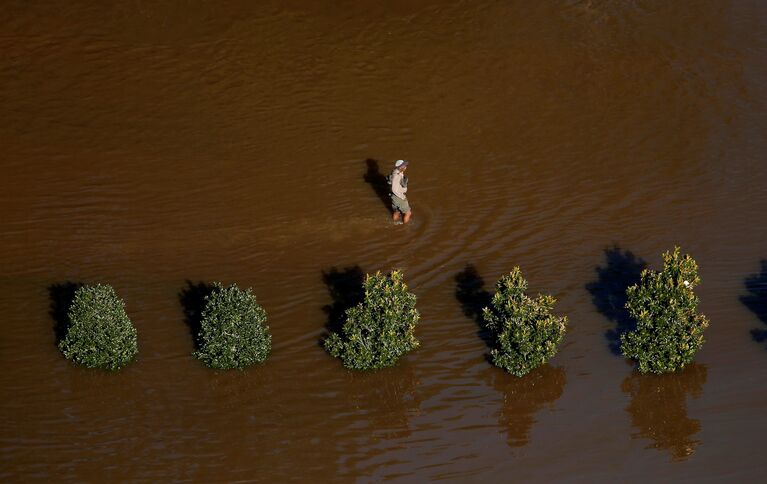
top-left (1, 1), bottom-right (766, 481)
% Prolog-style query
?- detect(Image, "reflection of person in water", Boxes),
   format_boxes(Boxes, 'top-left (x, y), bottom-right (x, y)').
top-left (621, 364), bottom-right (707, 461)
top-left (389, 159), bottom-right (412, 224)
top-left (492, 365), bottom-right (567, 448)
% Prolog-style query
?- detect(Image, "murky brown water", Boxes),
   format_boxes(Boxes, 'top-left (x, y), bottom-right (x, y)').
top-left (2, 1), bottom-right (766, 481)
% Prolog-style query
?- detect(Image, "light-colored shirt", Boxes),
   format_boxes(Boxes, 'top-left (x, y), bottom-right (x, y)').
top-left (390, 169), bottom-right (407, 199)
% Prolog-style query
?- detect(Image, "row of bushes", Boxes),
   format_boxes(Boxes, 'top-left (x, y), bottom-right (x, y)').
top-left (57, 247), bottom-right (709, 375)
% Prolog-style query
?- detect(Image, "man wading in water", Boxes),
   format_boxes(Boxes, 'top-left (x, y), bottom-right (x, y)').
top-left (389, 159), bottom-right (412, 224)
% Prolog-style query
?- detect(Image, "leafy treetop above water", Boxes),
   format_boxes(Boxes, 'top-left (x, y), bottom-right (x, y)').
top-left (194, 282), bottom-right (271, 370)
top-left (483, 267), bottom-right (567, 377)
top-left (58, 283), bottom-right (138, 371)
top-left (324, 270), bottom-right (420, 371)
top-left (621, 247), bottom-right (709, 374)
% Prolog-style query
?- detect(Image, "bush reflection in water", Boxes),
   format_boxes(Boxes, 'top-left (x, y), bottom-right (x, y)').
top-left (491, 365), bottom-right (566, 448)
top-left (621, 364), bottom-right (708, 461)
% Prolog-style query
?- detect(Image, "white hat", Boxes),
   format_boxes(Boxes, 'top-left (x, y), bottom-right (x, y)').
top-left (395, 159), bottom-right (408, 167)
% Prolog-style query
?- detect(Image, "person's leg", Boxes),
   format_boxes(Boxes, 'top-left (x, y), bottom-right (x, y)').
top-left (393, 211), bottom-right (402, 221)
top-left (403, 211), bottom-right (412, 224)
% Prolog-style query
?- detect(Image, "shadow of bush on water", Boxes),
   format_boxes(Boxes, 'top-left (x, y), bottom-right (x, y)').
top-left (48, 282), bottom-right (84, 344)
top-left (585, 245), bottom-right (647, 355)
top-left (363, 159), bottom-right (391, 213)
top-left (621, 364), bottom-right (708, 461)
top-left (491, 365), bottom-right (567, 448)
top-left (179, 280), bottom-right (216, 351)
top-left (740, 260), bottom-right (767, 346)
top-left (320, 266), bottom-right (365, 347)
top-left (454, 264), bottom-right (495, 352)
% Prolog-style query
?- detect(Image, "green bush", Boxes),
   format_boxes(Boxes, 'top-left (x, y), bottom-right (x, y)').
top-left (621, 247), bottom-right (709, 374)
top-left (482, 268), bottom-right (567, 377)
top-left (194, 283), bottom-right (271, 369)
top-left (58, 284), bottom-right (138, 370)
top-left (324, 270), bottom-right (420, 370)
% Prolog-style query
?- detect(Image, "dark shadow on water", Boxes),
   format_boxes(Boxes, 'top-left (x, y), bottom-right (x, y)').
top-left (455, 264), bottom-right (494, 350)
top-left (321, 266), bottom-right (365, 347)
top-left (491, 365), bottom-right (567, 448)
top-left (585, 245), bottom-right (647, 355)
top-left (621, 364), bottom-right (707, 461)
top-left (740, 260), bottom-right (767, 346)
top-left (179, 280), bottom-right (215, 351)
top-left (363, 158), bottom-right (391, 213)
top-left (49, 282), bottom-right (83, 344)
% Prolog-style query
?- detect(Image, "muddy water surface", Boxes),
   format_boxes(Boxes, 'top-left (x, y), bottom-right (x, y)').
top-left (1, 1), bottom-right (766, 481)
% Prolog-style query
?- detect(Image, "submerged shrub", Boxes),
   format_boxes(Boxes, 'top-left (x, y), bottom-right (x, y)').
top-left (621, 247), bottom-right (709, 374)
top-left (58, 284), bottom-right (138, 370)
top-left (194, 283), bottom-right (271, 369)
top-left (324, 270), bottom-right (420, 370)
top-left (483, 268), bottom-right (567, 377)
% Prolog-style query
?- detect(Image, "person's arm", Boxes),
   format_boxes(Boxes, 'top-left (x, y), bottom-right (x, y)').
top-left (391, 172), bottom-right (407, 199)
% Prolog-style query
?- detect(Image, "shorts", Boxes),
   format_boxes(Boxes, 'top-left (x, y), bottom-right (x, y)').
top-left (391, 195), bottom-right (411, 214)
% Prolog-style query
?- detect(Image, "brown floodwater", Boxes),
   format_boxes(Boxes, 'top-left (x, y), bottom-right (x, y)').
top-left (1, 0), bottom-right (766, 481)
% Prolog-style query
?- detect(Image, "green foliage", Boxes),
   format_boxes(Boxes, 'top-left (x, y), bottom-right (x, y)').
top-left (621, 247), bottom-right (709, 374)
top-left (58, 284), bottom-right (138, 371)
top-left (194, 283), bottom-right (271, 370)
top-left (324, 270), bottom-right (420, 370)
top-left (483, 268), bottom-right (567, 377)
